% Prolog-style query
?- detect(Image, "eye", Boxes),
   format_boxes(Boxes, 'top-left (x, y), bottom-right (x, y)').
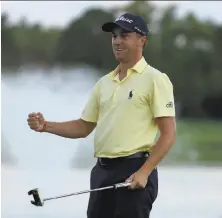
top-left (112, 34), bottom-right (117, 38)
top-left (121, 33), bottom-right (128, 38)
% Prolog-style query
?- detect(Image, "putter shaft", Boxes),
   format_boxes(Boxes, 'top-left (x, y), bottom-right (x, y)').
top-left (43, 182), bottom-right (131, 202)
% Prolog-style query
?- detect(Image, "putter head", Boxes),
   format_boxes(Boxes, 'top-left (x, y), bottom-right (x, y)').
top-left (28, 188), bottom-right (44, 207)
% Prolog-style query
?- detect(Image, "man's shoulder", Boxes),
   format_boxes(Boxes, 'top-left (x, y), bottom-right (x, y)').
top-left (144, 64), bottom-right (163, 78)
top-left (144, 63), bottom-right (171, 82)
top-left (96, 74), bottom-right (110, 85)
top-left (98, 67), bottom-right (117, 83)
top-left (93, 73), bottom-right (112, 90)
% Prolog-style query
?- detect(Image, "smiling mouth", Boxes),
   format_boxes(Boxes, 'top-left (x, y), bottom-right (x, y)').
top-left (115, 48), bottom-right (124, 51)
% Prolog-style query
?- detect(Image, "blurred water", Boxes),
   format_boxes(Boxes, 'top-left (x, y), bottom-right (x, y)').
top-left (1, 67), bottom-right (99, 170)
top-left (1, 68), bottom-right (222, 218)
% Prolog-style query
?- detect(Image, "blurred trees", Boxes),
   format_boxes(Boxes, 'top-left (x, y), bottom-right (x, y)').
top-left (1, 13), bottom-right (20, 67)
top-left (1, 12), bottom-right (60, 67)
top-left (56, 8), bottom-right (116, 70)
top-left (12, 22), bottom-right (60, 66)
top-left (1, 1), bottom-right (222, 118)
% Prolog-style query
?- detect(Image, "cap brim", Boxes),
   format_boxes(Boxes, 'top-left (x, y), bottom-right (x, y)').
top-left (102, 22), bottom-right (133, 33)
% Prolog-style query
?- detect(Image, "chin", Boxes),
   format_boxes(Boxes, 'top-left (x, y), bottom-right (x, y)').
top-left (114, 54), bottom-right (125, 62)
top-left (115, 57), bottom-right (123, 62)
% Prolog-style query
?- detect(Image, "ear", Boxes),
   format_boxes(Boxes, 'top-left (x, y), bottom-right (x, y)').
top-left (139, 36), bottom-right (146, 49)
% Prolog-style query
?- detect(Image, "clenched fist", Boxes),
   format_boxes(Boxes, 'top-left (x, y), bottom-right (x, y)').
top-left (27, 112), bottom-right (46, 132)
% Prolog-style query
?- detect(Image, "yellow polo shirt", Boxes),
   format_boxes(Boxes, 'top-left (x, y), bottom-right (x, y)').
top-left (81, 57), bottom-right (175, 158)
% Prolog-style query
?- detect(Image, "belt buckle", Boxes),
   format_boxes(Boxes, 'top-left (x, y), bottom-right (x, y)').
top-left (98, 158), bottom-right (106, 166)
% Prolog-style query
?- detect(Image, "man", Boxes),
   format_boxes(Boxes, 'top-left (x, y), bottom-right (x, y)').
top-left (27, 13), bottom-right (176, 218)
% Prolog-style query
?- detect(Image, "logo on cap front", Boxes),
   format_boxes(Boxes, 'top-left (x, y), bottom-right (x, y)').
top-left (115, 16), bottom-right (133, 24)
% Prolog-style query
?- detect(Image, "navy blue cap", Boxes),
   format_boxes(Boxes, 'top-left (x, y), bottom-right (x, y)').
top-left (102, 13), bottom-right (149, 36)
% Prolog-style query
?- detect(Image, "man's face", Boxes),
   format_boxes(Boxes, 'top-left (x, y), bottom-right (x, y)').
top-left (112, 27), bottom-right (146, 62)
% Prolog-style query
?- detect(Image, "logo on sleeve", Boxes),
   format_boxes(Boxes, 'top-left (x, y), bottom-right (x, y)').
top-left (166, 101), bottom-right (173, 108)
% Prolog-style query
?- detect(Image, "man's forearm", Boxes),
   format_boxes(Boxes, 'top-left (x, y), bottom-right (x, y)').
top-left (140, 133), bottom-right (175, 175)
top-left (42, 119), bottom-right (95, 139)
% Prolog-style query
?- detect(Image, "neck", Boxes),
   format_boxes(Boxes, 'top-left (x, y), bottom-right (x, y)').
top-left (119, 54), bottom-right (142, 76)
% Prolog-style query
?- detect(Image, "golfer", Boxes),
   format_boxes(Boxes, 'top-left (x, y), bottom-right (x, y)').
top-left (27, 13), bottom-right (176, 218)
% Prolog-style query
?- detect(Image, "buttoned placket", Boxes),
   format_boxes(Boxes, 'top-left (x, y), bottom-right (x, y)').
top-left (111, 70), bottom-right (133, 104)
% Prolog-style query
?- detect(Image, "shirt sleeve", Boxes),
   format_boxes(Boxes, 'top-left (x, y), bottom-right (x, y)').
top-left (81, 81), bottom-right (100, 123)
top-left (150, 73), bottom-right (176, 118)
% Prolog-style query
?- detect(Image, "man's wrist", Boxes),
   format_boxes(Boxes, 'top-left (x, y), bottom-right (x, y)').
top-left (140, 159), bottom-right (156, 176)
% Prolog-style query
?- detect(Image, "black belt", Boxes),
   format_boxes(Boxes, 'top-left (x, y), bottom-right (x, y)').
top-left (97, 151), bottom-right (149, 166)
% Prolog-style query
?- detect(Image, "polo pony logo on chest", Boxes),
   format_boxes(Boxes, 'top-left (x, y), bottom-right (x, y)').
top-left (128, 90), bottom-right (134, 99)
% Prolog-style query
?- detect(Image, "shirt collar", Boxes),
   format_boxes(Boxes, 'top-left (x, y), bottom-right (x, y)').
top-left (131, 56), bottom-right (148, 74)
top-left (109, 56), bottom-right (147, 80)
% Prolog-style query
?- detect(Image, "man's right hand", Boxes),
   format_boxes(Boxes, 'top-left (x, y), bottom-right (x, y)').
top-left (27, 113), bottom-right (96, 138)
top-left (27, 112), bottom-right (46, 132)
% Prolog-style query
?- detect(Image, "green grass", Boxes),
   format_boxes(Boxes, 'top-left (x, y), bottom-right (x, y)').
top-left (162, 119), bottom-right (222, 165)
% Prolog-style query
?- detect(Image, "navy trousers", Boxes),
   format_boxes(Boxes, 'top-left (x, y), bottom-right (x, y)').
top-left (87, 156), bottom-right (158, 218)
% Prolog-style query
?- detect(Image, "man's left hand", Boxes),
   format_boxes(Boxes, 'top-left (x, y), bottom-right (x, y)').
top-left (126, 169), bottom-right (149, 189)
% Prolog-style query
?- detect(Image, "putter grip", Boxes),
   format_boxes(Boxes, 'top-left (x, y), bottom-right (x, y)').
top-left (114, 182), bottom-right (131, 189)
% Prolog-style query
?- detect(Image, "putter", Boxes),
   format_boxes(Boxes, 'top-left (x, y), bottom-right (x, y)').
top-left (28, 182), bottom-right (131, 207)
